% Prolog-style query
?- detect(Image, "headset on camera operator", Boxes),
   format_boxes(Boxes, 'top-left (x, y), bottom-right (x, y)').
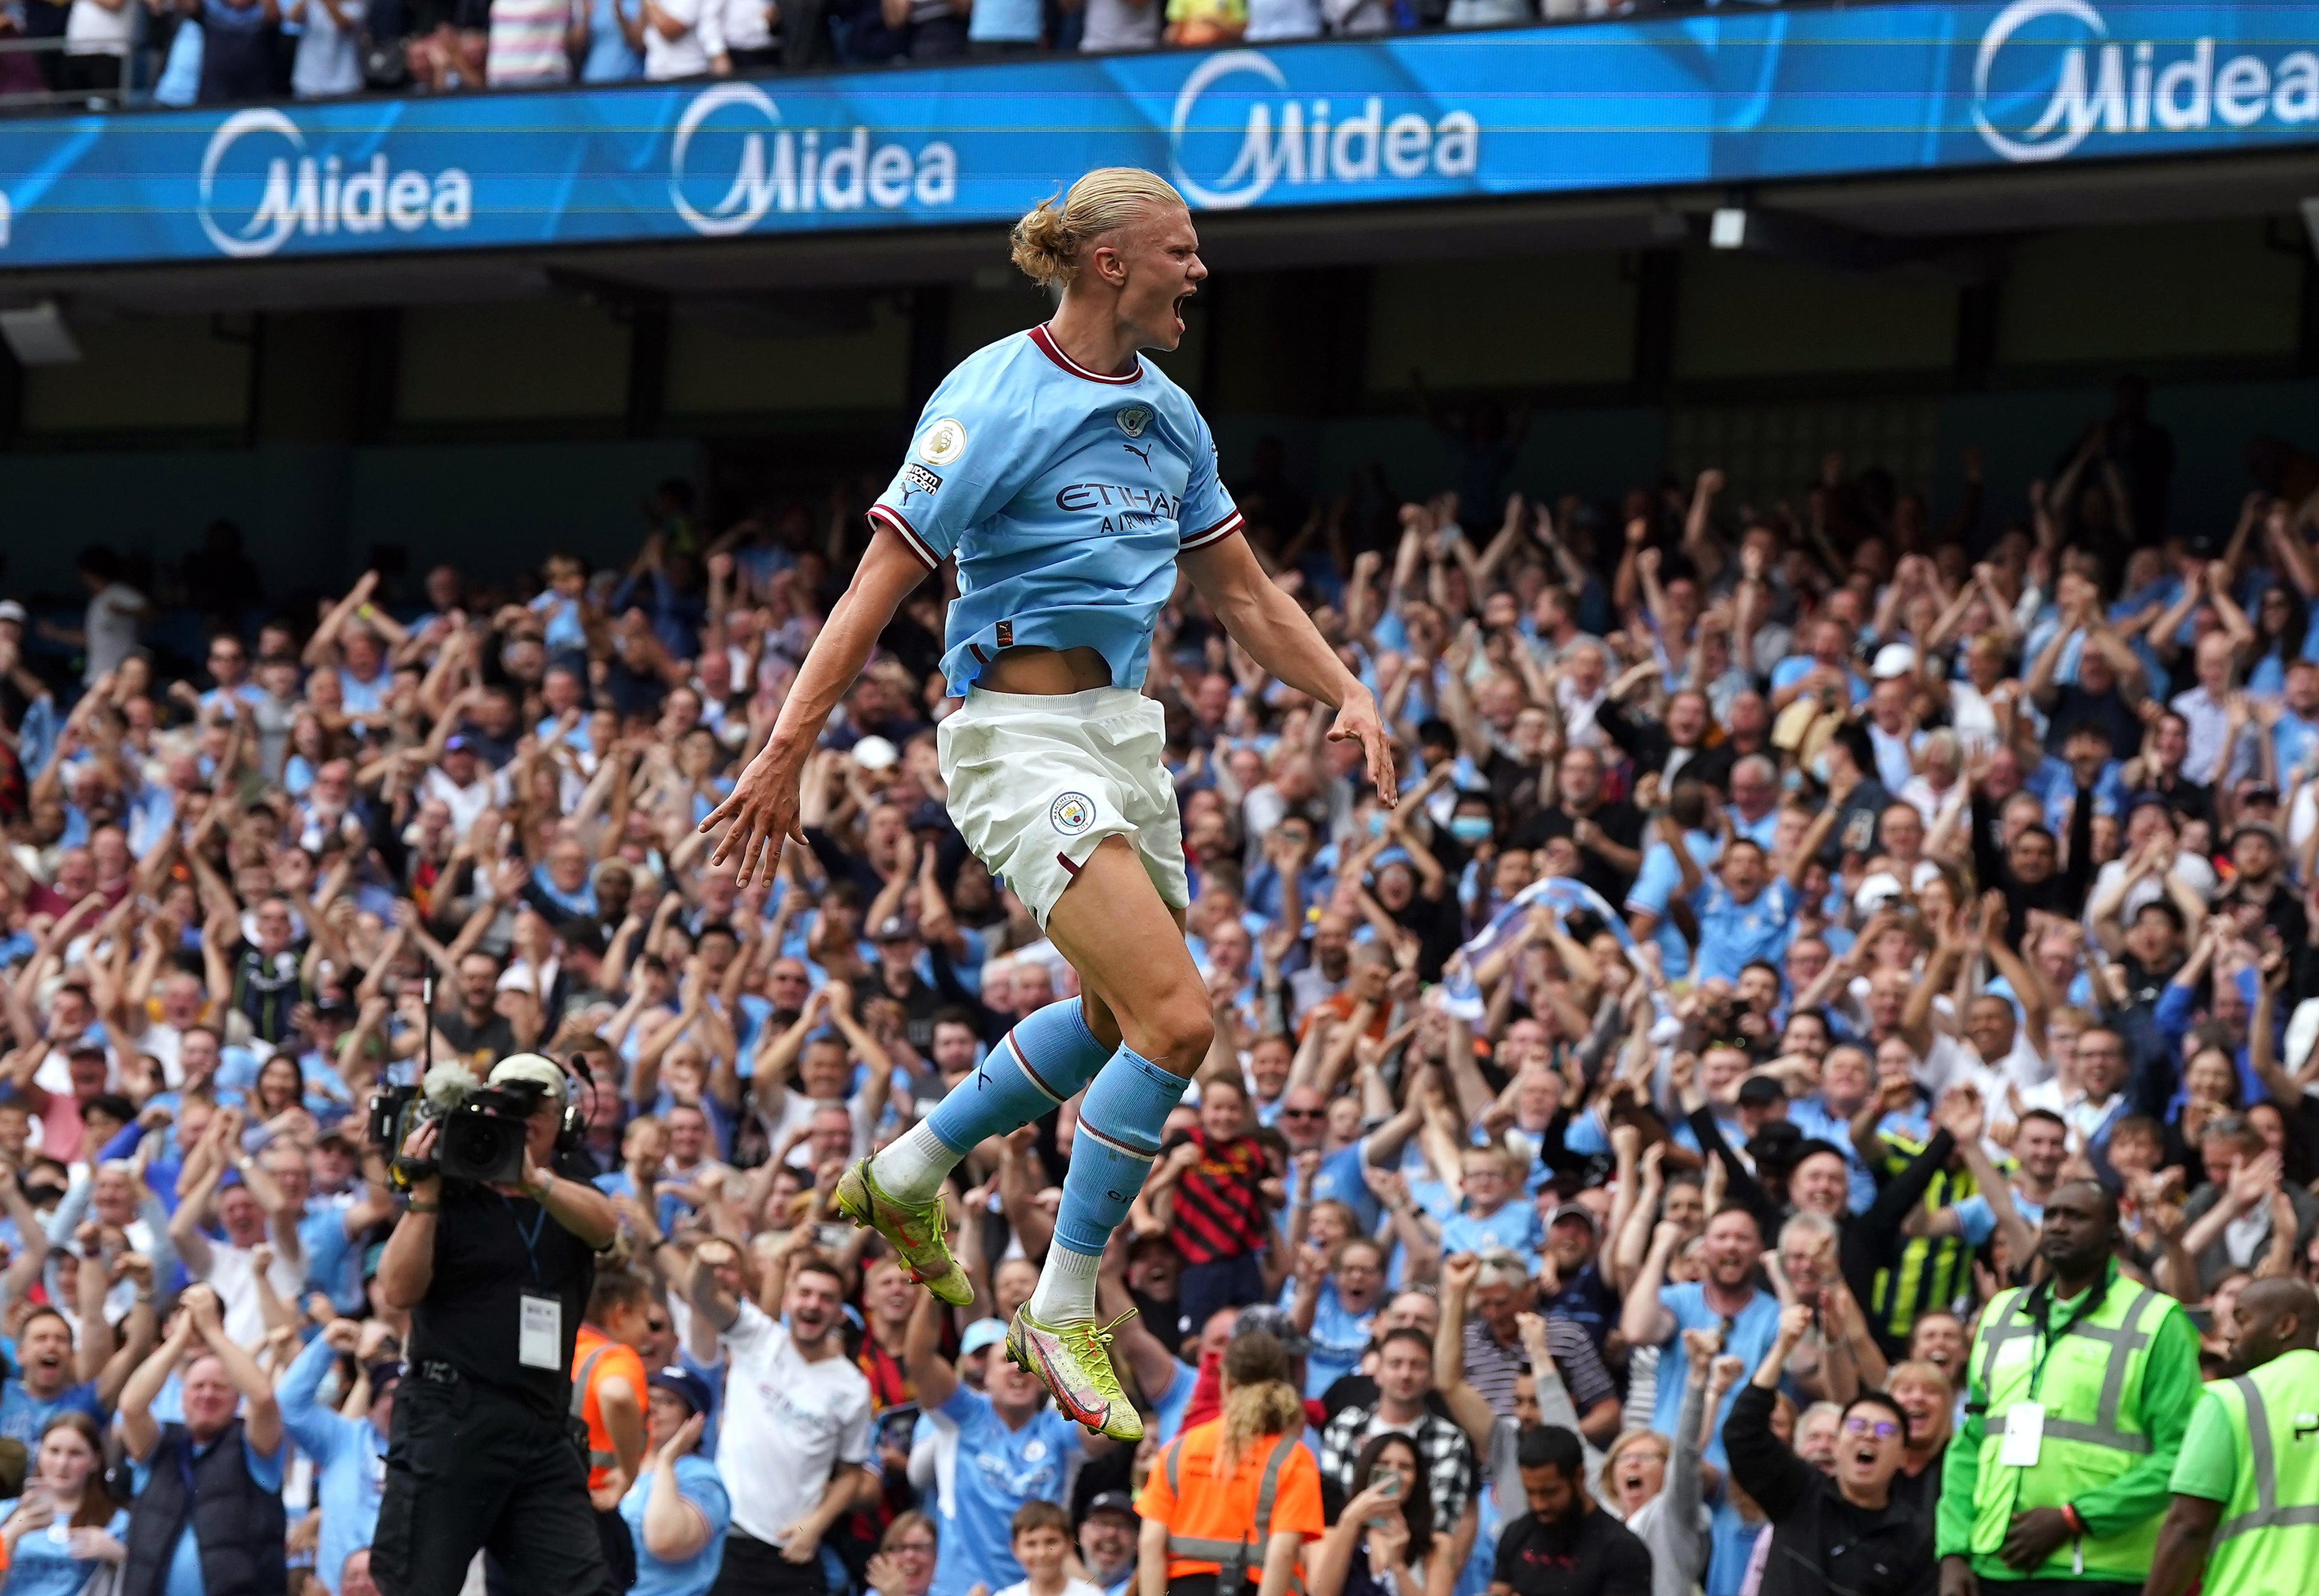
top-left (367, 1053), bottom-right (622, 1596)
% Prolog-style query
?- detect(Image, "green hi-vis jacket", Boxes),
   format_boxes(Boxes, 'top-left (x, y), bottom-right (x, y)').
top-left (1935, 1264), bottom-right (2202, 1584)
top-left (2171, 1347), bottom-right (2319, 1596)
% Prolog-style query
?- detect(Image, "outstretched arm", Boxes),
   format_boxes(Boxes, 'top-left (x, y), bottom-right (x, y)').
top-left (702, 530), bottom-right (934, 885)
top-left (1183, 533), bottom-right (1396, 805)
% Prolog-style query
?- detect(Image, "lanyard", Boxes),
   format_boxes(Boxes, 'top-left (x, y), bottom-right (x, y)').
top-left (2022, 1267), bottom-right (2112, 1399)
top-left (502, 1196), bottom-right (551, 1283)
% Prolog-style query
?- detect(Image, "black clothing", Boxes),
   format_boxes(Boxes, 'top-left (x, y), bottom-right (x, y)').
top-left (372, 1372), bottom-right (620, 1596)
top-left (1389, 888), bottom-right (1466, 983)
top-left (1889, 1457), bottom-right (1942, 1525)
top-left (1722, 1383), bottom-right (1934, 1596)
top-left (1969, 784), bottom-right (2094, 952)
top-left (2041, 685), bottom-right (2141, 761)
top-left (407, 1147), bottom-right (604, 1421)
top-left (122, 1420), bottom-right (286, 1596)
top-left (1491, 1505), bottom-right (1652, 1596)
top-left (1593, 700), bottom-right (1724, 795)
top-left (1317, 1372), bottom-right (1455, 1426)
top-left (595, 1505), bottom-right (636, 1590)
top-left (1511, 799), bottom-right (1645, 904)
top-left (712, 1530), bottom-right (831, 1595)
top-left (433, 1006), bottom-right (519, 1068)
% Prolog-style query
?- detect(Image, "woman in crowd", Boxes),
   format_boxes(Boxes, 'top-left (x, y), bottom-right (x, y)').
top-left (1306, 1432), bottom-right (1441, 1596)
top-left (620, 1365), bottom-right (730, 1596)
top-left (0, 1413), bottom-right (128, 1596)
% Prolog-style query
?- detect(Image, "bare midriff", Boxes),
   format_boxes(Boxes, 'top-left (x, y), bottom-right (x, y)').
top-left (977, 644), bottom-right (1113, 695)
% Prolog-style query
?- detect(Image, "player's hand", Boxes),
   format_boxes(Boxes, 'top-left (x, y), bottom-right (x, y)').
top-left (1328, 687), bottom-right (1399, 808)
top-left (700, 739), bottom-right (809, 887)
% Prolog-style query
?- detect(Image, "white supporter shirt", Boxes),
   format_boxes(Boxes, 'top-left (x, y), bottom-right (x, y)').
top-left (202, 1239), bottom-right (308, 1351)
top-left (715, 1301), bottom-right (873, 1544)
top-left (767, 1086), bottom-right (876, 1170)
top-left (720, 0), bottom-right (771, 50)
top-left (643, 0), bottom-right (720, 78)
top-left (421, 766), bottom-right (495, 837)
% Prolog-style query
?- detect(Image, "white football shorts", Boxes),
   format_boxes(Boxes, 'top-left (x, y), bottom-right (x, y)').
top-left (937, 685), bottom-right (1190, 929)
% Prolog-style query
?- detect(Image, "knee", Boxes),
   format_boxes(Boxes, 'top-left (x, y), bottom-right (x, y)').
top-left (1140, 992), bottom-right (1214, 1072)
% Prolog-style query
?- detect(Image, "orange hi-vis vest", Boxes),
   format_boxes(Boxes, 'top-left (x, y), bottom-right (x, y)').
top-left (1136, 1416), bottom-right (1325, 1593)
top-left (570, 1323), bottom-right (646, 1492)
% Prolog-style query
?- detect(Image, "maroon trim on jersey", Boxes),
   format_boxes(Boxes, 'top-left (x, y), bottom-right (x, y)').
top-left (868, 504), bottom-right (939, 569)
top-left (1029, 323), bottom-right (1142, 385)
top-left (1180, 510), bottom-right (1245, 551)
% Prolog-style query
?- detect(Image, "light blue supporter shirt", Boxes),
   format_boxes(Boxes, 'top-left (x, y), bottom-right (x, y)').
top-left (278, 1333), bottom-right (387, 1596)
top-left (1687, 877), bottom-right (1798, 986)
top-left (870, 326), bottom-right (1242, 696)
top-left (1647, 1282), bottom-right (1782, 1472)
top-left (0, 1501), bottom-right (131, 1596)
top-left (1283, 1139), bottom-right (1380, 1231)
top-left (1440, 1200), bottom-right (1544, 1271)
top-left (619, 1453), bottom-right (732, 1596)
top-left (1626, 829), bottom-right (1720, 981)
top-left (924, 1383), bottom-right (1084, 1596)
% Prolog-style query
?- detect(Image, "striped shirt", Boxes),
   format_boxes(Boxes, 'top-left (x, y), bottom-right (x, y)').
top-left (1168, 1130), bottom-right (1270, 1265)
top-left (1868, 1127), bottom-right (1983, 1345)
top-left (1461, 1317), bottom-right (1617, 1420)
top-left (486, 0), bottom-right (573, 85)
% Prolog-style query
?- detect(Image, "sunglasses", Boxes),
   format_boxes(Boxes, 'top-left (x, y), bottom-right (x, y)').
top-left (1843, 1417), bottom-right (1900, 1440)
top-left (1279, 1108), bottom-right (1325, 1120)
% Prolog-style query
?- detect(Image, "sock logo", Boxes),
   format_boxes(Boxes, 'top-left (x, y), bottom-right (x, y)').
top-left (1050, 792), bottom-right (1095, 835)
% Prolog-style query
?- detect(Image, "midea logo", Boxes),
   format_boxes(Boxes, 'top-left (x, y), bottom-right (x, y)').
top-left (668, 82), bottom-right (957, 237)
top-left (1167, 49), bottom-right (1479, 211)
top-left (198, 107), bottom-right (471, 258)
top-left (1973, 0), bottom-right (2319, 162)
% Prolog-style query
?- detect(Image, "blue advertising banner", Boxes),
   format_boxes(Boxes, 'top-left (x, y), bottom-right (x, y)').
top-left (0, 0), bottom-right (2315, 268)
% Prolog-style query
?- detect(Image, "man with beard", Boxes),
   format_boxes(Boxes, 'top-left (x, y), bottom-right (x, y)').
top-left (688, 1248), bottom-right (872, 1596)
top-left (2144, 1278), bottom-right (2319, 1596)
top-left (1938, 1182), bottom-right (2200, 1596)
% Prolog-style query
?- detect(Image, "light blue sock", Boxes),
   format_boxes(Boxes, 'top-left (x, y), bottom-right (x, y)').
top-left (921, 998), bottom-right (1111, 1156)
top-left (1052, 1046), bottom-right (1190, 1258)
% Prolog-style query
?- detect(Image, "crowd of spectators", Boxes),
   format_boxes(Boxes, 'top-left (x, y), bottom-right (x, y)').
top-left (0, 371), bottom-right (2314, 1596)
top-left (0, 0), bottom-right (1685, 113)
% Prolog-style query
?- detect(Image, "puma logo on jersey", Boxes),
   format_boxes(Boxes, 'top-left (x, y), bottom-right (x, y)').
top-left (1122, 443), bottom-right (1152, 471)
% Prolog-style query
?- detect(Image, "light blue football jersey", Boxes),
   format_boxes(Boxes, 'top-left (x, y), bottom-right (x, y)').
top-left (870, 324), bottom-right (1242, 695)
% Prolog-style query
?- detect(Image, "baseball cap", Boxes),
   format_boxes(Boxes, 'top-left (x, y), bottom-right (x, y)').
top-left (648, 1365), bottom-right (714, 1416)
top-left (1085, 1491), bottom-right (1137, 1520)
top-left (1851, 871), bottom-right (1906, 915)
top-left (1736, 1074), bottom-right (1787, 1108)
top-left (1230, 1304), bottom-right (1312, 1356)
top-left (851, 735), bottom-right (899, 771)
top-left (1745, 1120), bottom-right (1805, 1170)
top-left (1871, 643), bottom-right (1917, 680)
top-left (488, 1053), bottom-right (567, 1102)
top-left (1547, 1203), bottom-right (1599, 1234)
top-left (0, 601), bottom-right (25, 626)
top-left (873, 915), bottom-right (920, 943)
top-left (67, 1039), bottom-right (106, 1058)
top-left (960, 1319), bottom-right (1009, 1356)
top-left (443, 734), bottom-right (472, 753)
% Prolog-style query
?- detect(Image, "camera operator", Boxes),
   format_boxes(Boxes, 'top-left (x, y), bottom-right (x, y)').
top-left (369, 1055), bottom-right (622, 1596)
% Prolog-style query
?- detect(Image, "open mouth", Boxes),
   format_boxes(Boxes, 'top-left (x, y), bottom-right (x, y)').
top-left (1850, 1444), bottom-right (1880, 1468)
top-left (1172, 291), bottom-right (1192, 332)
